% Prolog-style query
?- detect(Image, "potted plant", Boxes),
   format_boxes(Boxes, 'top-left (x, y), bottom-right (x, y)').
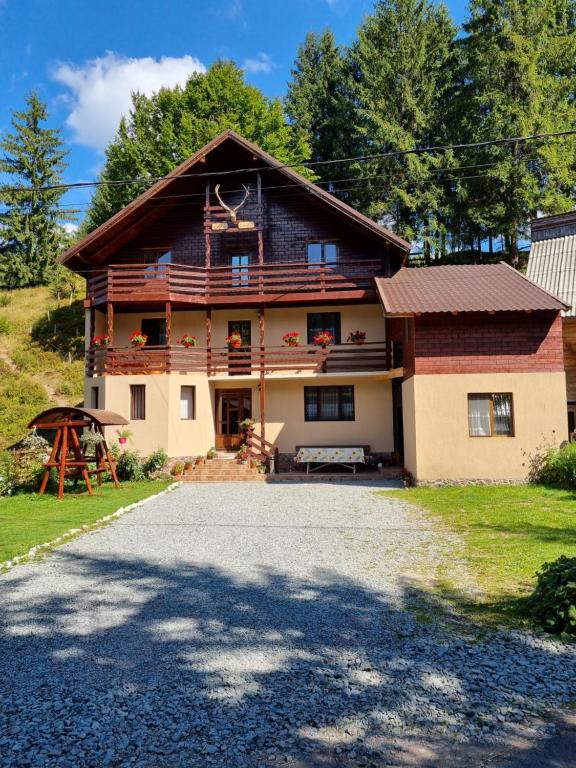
top-left (347, 330), bottom-right (367, 345)
top-left (282, 331), bottom-right (300, 347)
top-left (207, 447), bottom-right (217, 460)
top-left (313, 330), bottom-right (334, 347)
top-left (116, 428), bottom-right (132, 446)
top-left (195, 455), bottom-right (205, 466)
top-left (236, 444), bottom-right (250, 464)
top-left (400, 467), bottom-right (414, 488)
top-left (226, 332), bottom-right (243, 350)
top-left (183, 460), bottom-right (194, 472)
top-left (178, 334), bottom-right (197, 348)
top-left (130, 331), bottom-right (148, 348)
top-left (90, 334), bottom-right (110, 349)
top-left (80, 429), bottom-right (104, 452)
top-left (239, 418), bottom-right (255, 435)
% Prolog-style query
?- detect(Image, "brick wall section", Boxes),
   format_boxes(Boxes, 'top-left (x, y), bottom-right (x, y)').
top-left (404, 312), bottom-right (564, 375)
top-left (114, 171), bottom-right (395, 273)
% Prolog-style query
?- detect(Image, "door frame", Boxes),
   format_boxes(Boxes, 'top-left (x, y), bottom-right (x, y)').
top-left (215, 388), bottom-right (253, 451)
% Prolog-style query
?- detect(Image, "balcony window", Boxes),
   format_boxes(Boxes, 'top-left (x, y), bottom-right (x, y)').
top-left (130, 385), bottom-right (146, 421)
top-left (231, 254), bottom-right (250, 287)
top-left (180, 386), bottom-right (196, 420)
top-left (141, 318), bottom-right (167, 347)
top-left (307, 312), bottom-right (341, 344)
top-left (142, 249), bottom-right (171, 279)
top-left (304, 386), bottom-right (355, 421)
top-left (307, 242), bottom-right (339, 267)
top-left (468, 393), bottom-right (514, 437)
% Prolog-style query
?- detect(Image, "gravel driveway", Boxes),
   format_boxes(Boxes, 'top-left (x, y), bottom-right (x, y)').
top-left (1, 482), bottom-right (574, 767)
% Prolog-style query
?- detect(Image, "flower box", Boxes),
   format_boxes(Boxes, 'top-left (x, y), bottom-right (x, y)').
top-left (130, 331), bottom-right (148, 348)
top-left (282, 331), bottom-right (300, 347)
top-left (347, 330), bottom-right (367, 345)
top-left (313, 331), bottom-right (334, 347)
top-left (226, 333), bottom-right (243, 349)
top-left (90, 334), bottom-right (110, 350)
top-left (178, 334), bottom-right (197, 348)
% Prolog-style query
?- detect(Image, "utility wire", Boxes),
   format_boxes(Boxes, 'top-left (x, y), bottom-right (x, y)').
top-left (1, 129), bottom-right (574, 195)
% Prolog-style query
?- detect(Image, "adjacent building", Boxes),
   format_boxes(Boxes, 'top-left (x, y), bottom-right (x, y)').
top-left (61, 130), bottom-right (569, 482)
top-left (528, 212), bottom-right (576, 436)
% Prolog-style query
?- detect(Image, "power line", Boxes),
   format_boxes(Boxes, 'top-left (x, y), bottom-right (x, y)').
top-left (1, 129), bottom-right (575, 195)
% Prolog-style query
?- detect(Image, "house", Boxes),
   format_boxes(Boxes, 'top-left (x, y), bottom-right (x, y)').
top-left (61, 130), bottom-right (569, 482)
top-left (527, 212), bottom-right (576, 436)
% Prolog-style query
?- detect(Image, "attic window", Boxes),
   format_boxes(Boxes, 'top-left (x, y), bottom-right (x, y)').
top-left (307, 242), bottom-right (339, 267)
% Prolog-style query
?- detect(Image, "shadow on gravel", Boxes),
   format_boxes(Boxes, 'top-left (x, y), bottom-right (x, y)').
top-left (1, 555), bottom-right (574, 767)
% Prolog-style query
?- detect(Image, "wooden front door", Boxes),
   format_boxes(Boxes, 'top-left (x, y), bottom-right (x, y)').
top-left (215, 389), bottom-right (252, 451)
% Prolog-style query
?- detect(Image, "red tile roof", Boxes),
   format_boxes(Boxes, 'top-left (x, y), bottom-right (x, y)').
top-left (375, 262), bottom-right (569, 315)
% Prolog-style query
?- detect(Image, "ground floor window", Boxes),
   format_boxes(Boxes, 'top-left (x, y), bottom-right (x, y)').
top-left (130, 384), bottom-right (146, 420)
top-left (90, 386), bottom-right (99, 409)
top-left (304, 385), bottom-right (355, 421)
top-left (180, 386), bottom-right (196, 420)
top-left (468, 393), bottom-right (513, 437)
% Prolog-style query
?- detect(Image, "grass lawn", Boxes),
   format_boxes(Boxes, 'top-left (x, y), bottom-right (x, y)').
top-left (0, 480), bottom-right (172, 563)
top-left (382, 484), bottom-right (576, 623)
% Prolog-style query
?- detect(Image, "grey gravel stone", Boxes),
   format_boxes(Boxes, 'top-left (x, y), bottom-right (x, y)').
top-left (0, 482), bottom-right (574, 767)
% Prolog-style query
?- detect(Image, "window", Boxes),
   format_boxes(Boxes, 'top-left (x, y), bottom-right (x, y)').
top-left (307, 312), bottom-right (341, 345)
top-left (130, 385), bottom-right (146, 420)
top-left (307, 242), bottom-right (339, 267)
top-left (305, 386), bottom-right (355, 421)
top-left (231, 254), bottom-right (250, 287)
top-left (180, 386), bottom-right (196, 420)
top-left (142, 249), bottom-right (171, 279)
top-left (468, 393), bottom-right (513, 437)
top-left (90, 386), bottom-right (99, 409)
top-left (141, 318), bottom-right (167, 347)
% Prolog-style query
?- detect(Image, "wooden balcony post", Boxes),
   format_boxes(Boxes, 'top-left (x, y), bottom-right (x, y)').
top-left (89, 307), bottom-right (95, 343)
top-left (204, 182), bottom-right (211, 269)
top-left (258, 307), bottom-right (265, 441)
top-left (106, 302), bottom-right (114, 346)
top-left (165, 301), bottom-right (172, 373)
top-left (206, 308), bottom-right (212, 375)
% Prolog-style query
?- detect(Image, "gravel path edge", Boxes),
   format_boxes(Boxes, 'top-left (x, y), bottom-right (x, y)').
top-left (0, 481), bottom-right (182, 573)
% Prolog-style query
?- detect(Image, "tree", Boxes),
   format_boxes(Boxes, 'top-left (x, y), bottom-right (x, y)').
top-left (84, 60), bottom-right (311, 231)
top-left (286, 30), bottom-right (356, 191)
top-left (348, 0), bottom-right (458, 251)
top-left (0, 92), bottom-right (71, 287)
top-left (457, 0), bottom-right (576, 265)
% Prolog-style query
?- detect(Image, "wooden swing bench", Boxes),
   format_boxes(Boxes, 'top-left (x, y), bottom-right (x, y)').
top-left (27, 407), bottom-right (129, 499)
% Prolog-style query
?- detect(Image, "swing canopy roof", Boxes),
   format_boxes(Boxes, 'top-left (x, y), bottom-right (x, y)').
top-left (28, 407), bottom-right (128, 429)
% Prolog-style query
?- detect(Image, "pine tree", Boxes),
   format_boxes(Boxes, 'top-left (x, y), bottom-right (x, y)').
top-left (84, 61), bottom-right (311, 231)
top-left (457, 0), bottom-right (576, 265)
top-left (349, 0), bottom-right (458, 251)
top-left (0, 92), bottom-right (71, 287)
top-left (286, 30), bottom-right (356, 191)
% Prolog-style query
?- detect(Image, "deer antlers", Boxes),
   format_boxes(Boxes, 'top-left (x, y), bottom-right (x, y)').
top-left (214, 183), bottom-right (250, 224)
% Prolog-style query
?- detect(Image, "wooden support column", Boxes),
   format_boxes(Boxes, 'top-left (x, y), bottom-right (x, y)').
top-left (206, 307), bottom-right (212, 375)
top-left (258, 307), bottom-right (265, 442)
top-left (89, 307), bottom-right (95, 343)
top-left (257, 172), bottom-right (264, 294)
top-left (106, 302), bottom-right (114, 346)
top-left (165, 301), bottom-right (172, 373)
top-left (205, 181), bottom-right (211, 269)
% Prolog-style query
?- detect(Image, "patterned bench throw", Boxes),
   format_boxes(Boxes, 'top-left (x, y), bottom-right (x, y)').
top-left (295, 447), bottom-right (365, 474)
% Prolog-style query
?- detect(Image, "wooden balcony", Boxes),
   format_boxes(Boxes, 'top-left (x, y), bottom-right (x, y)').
top-left (86, 342), bottom-right (395, 377)
top-left (86, 260), bottom-right (385, 307)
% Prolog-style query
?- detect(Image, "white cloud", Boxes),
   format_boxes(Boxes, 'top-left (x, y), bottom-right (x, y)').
top-left (226, 0), bottom-right (243, 19)
top-left (63, 222), bottom-right (79, 235)
top-left (242, 53), bottom-right (273, 74)
top-left (52, 52), bottom-right (206, 153)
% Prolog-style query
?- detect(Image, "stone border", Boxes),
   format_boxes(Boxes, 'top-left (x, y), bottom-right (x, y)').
top-left (0, 482), bottom-right (182, 574)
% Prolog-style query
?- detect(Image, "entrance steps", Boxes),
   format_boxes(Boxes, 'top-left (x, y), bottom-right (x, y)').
top-left (182, 457), bottom-right (266, 483)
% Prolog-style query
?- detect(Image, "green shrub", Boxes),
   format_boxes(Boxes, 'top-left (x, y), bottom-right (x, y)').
top-left (531, 442), bottom-right (576, 489)
top-left (0, 361), bottom-right (50, 451)
top-left (115, 450), bottom-right (145, 481)
top-left (31, 300), bottom-right (85, 358)
top-left (0, 294), bottom-right (11, 307)
top-left (0, 316), bottom-right (10, 335)
top-left (0, 451), bottom-right (15, 496)
top-left (171, 461), bottom-right (185, 476)
top-left (142, 448), bottom-right (168, 477)
top-left (527, 556), bottom-right (576, 636)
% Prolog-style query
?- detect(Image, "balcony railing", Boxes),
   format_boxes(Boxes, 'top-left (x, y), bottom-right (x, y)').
top-left (86, 342), bottom-right (394, 377)
top-left (87, 260), bottom-right (385, 306)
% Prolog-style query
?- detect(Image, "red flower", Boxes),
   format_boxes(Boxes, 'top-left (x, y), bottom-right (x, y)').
top-left (130, 331), bottom-right (148, 346)
top-left (90, 334), bottom-right (110, 349)
top-left (178, 334), bottom-right (197, 348)
top-left (282, 331), bottom-right (300, 346)
top-left (313, 331), bottom-right (334, 346)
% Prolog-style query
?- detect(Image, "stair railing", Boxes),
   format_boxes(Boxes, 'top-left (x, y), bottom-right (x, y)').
top-left (243, 426), bottom-right (279, 474)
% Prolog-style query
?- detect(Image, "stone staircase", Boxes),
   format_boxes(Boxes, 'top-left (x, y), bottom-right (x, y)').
top-left (182, 455), bottom-right (267, 483)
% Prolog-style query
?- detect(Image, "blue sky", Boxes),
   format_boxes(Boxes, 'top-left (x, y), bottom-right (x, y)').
top-left (0, 0), bottom-right (467, 221)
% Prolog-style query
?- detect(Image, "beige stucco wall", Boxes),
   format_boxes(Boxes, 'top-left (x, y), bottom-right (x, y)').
top-left (86, 372), bottom-right (394, 457)
top-left (265, 377), bottom-right (394, 453)
top-left (402, 372), bottom-right (568, 481)
top-left (87, 304), bottom-right (385, 349)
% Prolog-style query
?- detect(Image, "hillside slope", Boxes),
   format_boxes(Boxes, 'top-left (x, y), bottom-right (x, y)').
top-left (0, 287), bottom-right (85, 450)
